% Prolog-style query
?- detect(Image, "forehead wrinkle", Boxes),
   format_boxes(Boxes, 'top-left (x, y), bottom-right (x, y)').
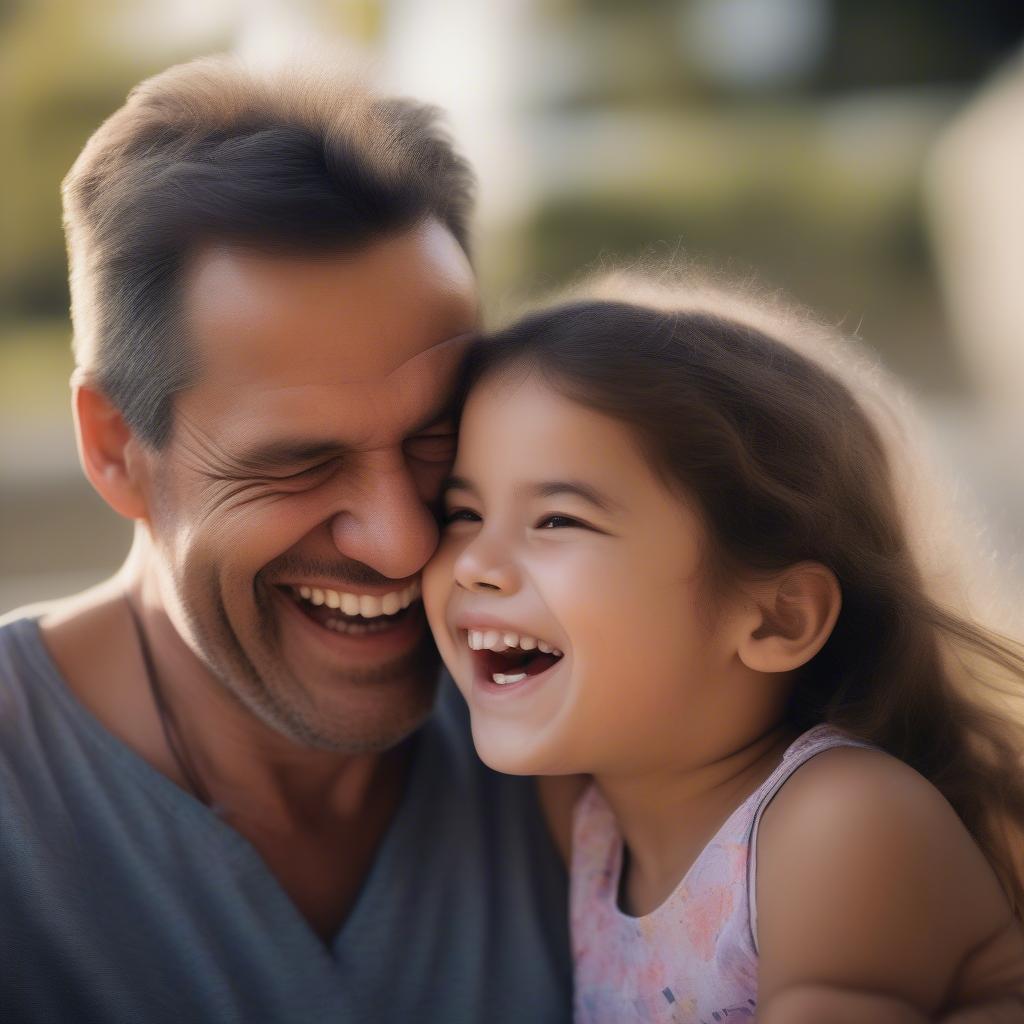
top-left (371, 332), bottom-right (470, 427)
top-left (336, 328), bottom-right (474, 387)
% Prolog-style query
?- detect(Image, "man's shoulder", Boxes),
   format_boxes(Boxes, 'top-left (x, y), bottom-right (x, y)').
top-left (0, 593), bottom-right (92, 696)
top-left (0, 610), bottom-right (47, 696)
top-left (0, 601), bottom-right (42, 625)
top-left (0, 608), bottom-right (85, 801)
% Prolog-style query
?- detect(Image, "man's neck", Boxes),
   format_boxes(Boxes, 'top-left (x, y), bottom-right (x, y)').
top-left (37, 554), bottom-right (415, 938)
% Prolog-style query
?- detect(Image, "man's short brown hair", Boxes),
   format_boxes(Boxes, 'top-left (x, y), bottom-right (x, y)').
top-left (63, 55), bottom-right (475, 447)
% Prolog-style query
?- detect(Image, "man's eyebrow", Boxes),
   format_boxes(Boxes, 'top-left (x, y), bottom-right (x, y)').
top-left (232, 439), bottom-right (349, 471)
top-left (232, 405), bottom-right (458, 471)
top-left (443, 476), bottom-right (620, 514)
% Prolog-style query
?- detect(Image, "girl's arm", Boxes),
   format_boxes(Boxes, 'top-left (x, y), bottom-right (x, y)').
top-left (758, 986), bottom-right (1024, 1023)
top-left (758, 985), bottom-right (930, 1023)
top-left (754, 746), bottom-right (1024, 1021)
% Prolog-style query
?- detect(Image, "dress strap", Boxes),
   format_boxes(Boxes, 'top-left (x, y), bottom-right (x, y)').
top-left (746, 725), bottom-right (876, 953)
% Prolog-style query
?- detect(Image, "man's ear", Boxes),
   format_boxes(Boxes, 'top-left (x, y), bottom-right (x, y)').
top-left (73, 381), bottom-right (150, 521)
top-left (737, 563), bottom-right (841, 674)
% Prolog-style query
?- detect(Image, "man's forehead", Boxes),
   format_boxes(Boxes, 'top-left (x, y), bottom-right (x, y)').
top-left (177, 329), bottom-right (472, 458)
top-left (238, 332), bottom-right (467, 423)
top-left (182, 223), bottom-right (478, 389)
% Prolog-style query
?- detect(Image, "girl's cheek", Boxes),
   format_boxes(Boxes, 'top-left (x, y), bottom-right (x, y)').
top-left (421, 549), bottom-right (453, 638)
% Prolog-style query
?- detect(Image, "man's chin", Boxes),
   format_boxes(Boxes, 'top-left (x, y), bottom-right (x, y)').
top-left (252, 642), bottom-right (442, 754)
top-left (217, 585), bottom-right (442, 752)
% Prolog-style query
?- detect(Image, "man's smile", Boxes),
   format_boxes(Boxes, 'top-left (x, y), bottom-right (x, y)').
top-left (275, 581), bottom-right (427, 648)
top-left (291, 581), bottom-right (421, 619)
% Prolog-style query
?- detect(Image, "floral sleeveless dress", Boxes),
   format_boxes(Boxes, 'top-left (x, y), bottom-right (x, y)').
top-left (570, 725), bottom-right (873, 1023)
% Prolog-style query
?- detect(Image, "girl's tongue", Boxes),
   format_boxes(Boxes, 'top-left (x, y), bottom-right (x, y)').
top-left (475, 647), bottom-right (562, 683)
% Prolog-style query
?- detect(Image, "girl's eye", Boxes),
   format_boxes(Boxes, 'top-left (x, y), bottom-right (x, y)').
top-left (443, 507), bottom-right (481, 525)
top-left (535, 514), bottom-right (584, 530)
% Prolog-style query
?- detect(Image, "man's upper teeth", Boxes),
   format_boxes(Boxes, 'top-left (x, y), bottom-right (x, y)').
top-left (294, 580), bottom-right (420, 618)
top-left (467, 629), bottom-right (562, 657)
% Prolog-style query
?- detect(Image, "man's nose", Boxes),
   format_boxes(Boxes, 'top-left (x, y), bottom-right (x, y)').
top-left (453, 530), bottom-right (520, 595)
top-left (328, 460), bottom-right (439, 581)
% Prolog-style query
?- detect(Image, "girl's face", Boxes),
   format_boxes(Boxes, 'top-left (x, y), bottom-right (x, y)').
top-left (423, 371), bottom-right (741, 777)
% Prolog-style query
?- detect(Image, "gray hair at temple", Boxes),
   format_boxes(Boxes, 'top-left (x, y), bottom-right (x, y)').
top-left (62, 55), bottom-right (476, 448)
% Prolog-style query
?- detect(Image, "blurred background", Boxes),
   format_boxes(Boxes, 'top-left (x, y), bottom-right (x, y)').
top-left (2, 0), bottom-right (1023, 614)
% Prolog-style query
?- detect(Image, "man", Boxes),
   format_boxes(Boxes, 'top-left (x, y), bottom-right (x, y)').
top-left (0, 57), bottom-right (571, 1022)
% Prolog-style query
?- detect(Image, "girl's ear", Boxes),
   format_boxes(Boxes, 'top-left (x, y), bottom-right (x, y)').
top-left (73, 381), bottom-right (150, 522)
top-left (737, 563), bottom-right (841, 674)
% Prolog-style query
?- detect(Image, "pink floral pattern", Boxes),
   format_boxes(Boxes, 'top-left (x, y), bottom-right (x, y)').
top-left (570, 725), bottom-right (873, 1023)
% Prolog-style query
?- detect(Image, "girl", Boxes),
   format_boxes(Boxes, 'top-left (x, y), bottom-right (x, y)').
top-left (422, 274), bottom-right (1024, 1023)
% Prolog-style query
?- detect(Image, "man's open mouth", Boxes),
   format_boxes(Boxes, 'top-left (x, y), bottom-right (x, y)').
top-left (465, 628), bottom-right (564, 685)
top-left (283, 581), bottom-right (421, 636)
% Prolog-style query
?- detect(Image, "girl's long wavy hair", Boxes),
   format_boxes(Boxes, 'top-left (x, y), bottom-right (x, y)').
top-left (462, 273), bottom-right (1024, 912)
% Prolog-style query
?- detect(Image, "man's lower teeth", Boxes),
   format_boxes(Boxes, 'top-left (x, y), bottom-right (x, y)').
top-left (492, 672), bottom-right (527, 685)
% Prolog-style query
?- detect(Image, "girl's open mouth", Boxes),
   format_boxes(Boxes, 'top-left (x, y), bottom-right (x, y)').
top-left (464, 629), bottom-right (564, 687)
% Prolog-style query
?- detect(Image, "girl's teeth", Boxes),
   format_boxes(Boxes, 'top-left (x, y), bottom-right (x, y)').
top-left (359, 594), bottom-right (383, 618)
top-left (492, 672), bottom-right (527, 686)
top-left (464, 629), bottom-right (563, 656)
top-left (311, 588), bottom-right (325, 606)
top-left (341, 593), bottom-right (360, 616)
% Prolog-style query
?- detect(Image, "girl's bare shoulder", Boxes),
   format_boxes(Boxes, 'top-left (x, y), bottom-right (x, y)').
top-left (755, 744), bottom-right (1024, 1013)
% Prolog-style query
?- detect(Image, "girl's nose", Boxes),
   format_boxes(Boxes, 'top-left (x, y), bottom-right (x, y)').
top-left (453, 536), bottom-right (520, 595)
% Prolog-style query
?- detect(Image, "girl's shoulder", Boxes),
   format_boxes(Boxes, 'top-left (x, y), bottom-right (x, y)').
top-left (755, 742), bottom-right (1024, 1013)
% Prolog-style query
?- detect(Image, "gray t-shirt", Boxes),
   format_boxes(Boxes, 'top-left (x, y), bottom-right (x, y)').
top-left (0, 615), bottom-right (572, 1023)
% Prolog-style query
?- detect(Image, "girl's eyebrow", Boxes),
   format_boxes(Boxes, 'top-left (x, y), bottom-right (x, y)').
top-left (443, 474), bottom-right (478, 496)
top-left (532, 481), bottom-right (620, 514)
top-left (443, 476), bottom-right (620, 514)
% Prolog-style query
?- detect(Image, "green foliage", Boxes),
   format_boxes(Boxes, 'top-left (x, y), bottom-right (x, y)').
top-left (0, 0), bottom-right (220, 318)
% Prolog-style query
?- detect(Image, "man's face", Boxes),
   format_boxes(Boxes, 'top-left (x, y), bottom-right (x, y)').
top-left (141, 220), bottom-right (477, 753)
